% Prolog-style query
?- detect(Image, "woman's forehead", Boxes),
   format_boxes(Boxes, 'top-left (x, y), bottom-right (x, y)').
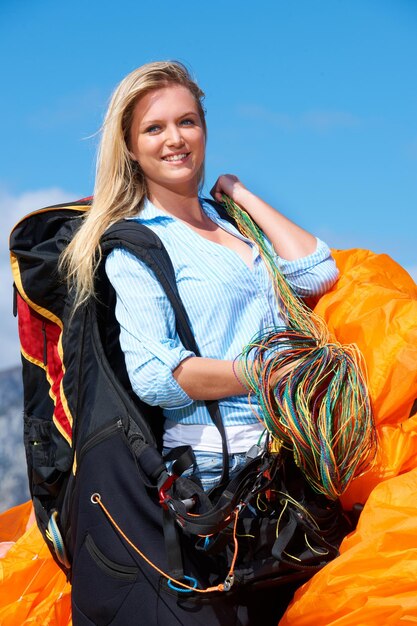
top-left (134, 85), bottom-right (198, 122)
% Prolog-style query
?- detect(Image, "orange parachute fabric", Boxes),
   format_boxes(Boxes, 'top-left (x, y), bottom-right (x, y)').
top-left (1, 248), bottom-right (416, 625)
top-left (316, 249), bottom-right (417, 510)
top-left (279, 466), bottom-right (417, 626)
top-left (0, 502), bottom-right (71, 625)
top-left (280, 249), bottom-right (417, 625)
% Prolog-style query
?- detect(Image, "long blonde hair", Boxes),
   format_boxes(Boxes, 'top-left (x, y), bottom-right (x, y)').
top-left (60, 61), bottom-right (206, 308)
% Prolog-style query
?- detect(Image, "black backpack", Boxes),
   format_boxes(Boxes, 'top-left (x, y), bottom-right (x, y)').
top-left (10, 198), bottom-right (351, 619)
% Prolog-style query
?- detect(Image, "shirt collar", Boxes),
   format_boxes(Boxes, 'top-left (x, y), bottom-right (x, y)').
top-left (126, 197), bottom-right (172, 223)
top-left (127, 195), bottom-right (255, 248)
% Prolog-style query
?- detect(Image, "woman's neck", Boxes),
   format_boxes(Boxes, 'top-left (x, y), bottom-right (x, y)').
top-left (147, 183), bottom-right (204, 223)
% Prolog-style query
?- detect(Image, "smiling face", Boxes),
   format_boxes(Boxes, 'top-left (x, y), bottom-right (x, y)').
top-left (129, 84), bottom-right (206, 199)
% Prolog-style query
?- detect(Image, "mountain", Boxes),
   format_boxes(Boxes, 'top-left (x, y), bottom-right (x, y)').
top-left (0, 365), bottom-right (30, 512)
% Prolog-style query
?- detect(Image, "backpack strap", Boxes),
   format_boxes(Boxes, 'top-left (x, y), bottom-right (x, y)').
top-left (100, 217), bottom-right (231, 486)
top-left (101, 217), bottom-right (233, 584)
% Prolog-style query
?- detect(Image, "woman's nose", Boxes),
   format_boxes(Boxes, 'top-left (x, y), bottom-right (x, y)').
top-left (166, 124), bottom-right (184, 146)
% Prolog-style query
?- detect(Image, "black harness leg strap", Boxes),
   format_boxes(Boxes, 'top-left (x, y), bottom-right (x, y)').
top-left (162, 509), bottom-right (185, 583)
top-left (205, 401), bottom-right (230, 486)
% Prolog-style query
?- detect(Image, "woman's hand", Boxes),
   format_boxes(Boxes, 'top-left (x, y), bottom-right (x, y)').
top-left (212, 174), bottom-right (317, 261)
top-left (210, 174), bottom-right (248, 205)
top-left (268, 358), bottom-right (304, 389)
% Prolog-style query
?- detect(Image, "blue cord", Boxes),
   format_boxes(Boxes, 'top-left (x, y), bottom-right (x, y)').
top-left (167, 575), bottom-right (198, 593)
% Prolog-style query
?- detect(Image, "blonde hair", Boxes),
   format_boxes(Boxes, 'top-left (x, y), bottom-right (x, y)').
top-left (60, 61), bottom-right (206, 308)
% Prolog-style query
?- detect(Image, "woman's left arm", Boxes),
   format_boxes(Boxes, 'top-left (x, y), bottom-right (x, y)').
top-left (211, 174), bottom-right (317, 261)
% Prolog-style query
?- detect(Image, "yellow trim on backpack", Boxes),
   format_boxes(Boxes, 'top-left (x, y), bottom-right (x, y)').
top-left (20, 344), bottom-right (72, 447)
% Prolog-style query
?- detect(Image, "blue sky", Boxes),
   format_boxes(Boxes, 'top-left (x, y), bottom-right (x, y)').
top-left (0, 0), bottom-right (416, 369)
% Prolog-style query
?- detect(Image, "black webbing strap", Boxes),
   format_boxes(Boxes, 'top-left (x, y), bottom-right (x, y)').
top-left (271, 506), bottom-right (339, 571)
top-left (163, 445), bottom-right (196, 478)
top-left (162, 508), bottom-right (185, 582)
top-left (163, 455), bottom-right (264, 537)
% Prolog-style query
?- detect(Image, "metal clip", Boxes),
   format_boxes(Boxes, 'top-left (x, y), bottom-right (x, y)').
top-left (223, 574), bottom-right (235, 591)
top-left (245, 443), bottom-right (262, 460)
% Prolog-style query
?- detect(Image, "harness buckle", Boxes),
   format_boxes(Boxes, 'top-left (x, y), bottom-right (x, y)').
top-left (158, 474), bottom-right (178, 510)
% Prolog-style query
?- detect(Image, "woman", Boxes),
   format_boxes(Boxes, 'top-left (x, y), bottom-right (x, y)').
top-left (63, 60), bottom-right (338, 492)
top-left (60, 61), bottom-right (339, 625)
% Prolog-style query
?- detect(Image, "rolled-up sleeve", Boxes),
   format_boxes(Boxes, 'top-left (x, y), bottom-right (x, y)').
top-left (105, 247), bottom-right (195, 409)
top-left (273, 238), bottom-right (339, 297)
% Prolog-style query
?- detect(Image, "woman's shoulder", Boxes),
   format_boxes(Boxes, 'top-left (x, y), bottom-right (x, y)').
top-left (125, 198), bottom-right (169, 223)
top-left (200, 196), bottom-right (237, 228)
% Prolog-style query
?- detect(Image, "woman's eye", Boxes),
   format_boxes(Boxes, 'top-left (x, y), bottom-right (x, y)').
top-left (145, 125), bottom-right (160, 133)
top-left (180, 118), bottom-right (194, 126)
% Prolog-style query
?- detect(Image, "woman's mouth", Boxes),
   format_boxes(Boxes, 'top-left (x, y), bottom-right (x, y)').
top-left (162, 152), bottom-right (191, 163)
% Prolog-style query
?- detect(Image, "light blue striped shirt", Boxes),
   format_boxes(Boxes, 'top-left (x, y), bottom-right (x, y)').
top-left (105, 198), bottom-right (339, 429)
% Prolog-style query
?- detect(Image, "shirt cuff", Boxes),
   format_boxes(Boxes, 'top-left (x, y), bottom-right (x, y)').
top-left (128, 346), bottom-right (196, 410)
top-left (159, 349), bottom-right (196, 410)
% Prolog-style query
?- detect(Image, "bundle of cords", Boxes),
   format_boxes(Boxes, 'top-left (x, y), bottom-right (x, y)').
top-left (222, 195), bottom-right (377, 500)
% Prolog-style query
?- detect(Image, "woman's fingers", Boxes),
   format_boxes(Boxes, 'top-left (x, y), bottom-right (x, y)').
top-left (269, 358), bottom-right (303, 388)
top-left (209, 181), bottom-right (223, 202)
top-left (210, 174), bottom-right (243, 202)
